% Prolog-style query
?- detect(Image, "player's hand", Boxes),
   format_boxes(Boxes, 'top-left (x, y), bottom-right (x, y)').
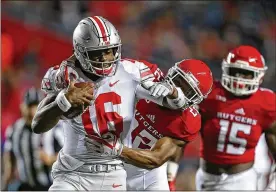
top-left (84, 133), bottom-right (123, 157)
top-left (149, 81), bottom-right (175, 98)
top-left (55, 64), bottom-right (79, 90)
top-left (65, 80), bottom-right (94, 107)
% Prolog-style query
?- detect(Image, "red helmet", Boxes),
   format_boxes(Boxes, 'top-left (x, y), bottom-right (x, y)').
top-left (221, 45), bottom-right (267, 96)
top-left (166, 59), bottom-right (213, 110)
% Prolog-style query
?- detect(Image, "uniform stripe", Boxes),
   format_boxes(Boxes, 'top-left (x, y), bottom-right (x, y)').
top-left (95, 16), bottom-right (110, 41)
top-left (140, 70), bottom-right (153, 78)
top-left (4, 118), bottom-right (51, 187)
top-left (90, 16), bottom-right (108, 42)
top-left (81, 110), bottom-right (96, 135)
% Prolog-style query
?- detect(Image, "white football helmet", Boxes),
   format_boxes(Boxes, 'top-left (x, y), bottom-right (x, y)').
top-left (73, 16), bottom-right (121, 77)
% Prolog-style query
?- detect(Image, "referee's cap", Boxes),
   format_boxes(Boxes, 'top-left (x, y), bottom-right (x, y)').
top-left (23, 87), bottom-right (44, 106)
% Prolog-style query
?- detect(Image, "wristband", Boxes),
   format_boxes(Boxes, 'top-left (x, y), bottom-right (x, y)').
top-left (167, 87), bottom-right (186, 109)
top-left (56, 89), bottom-right (72, 112)
top-left (167, 161), bottom-right (179, 181)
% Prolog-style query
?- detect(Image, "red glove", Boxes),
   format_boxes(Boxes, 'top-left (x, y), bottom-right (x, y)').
top-left (168, 179), bottom-right (176, 191)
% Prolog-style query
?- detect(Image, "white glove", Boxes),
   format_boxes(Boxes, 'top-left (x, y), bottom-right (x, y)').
top-left (84, 132), bottom-right (123, 157)
top-left (149, 81), bottom-right (174, 98)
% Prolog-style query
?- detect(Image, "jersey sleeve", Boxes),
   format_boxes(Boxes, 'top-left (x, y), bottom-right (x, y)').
top-left (138, 59), bottom-right (164, 82)
top-left (41, 60), bottom-right (79, 95)
top-left (41, 66), bottom-right (60, 95)
top-left (260, 89), bottom-right (276, 130)
top-left (165, 107), bottom-right (201, 142)
top-left (121, 58), bottom-right (165, 105)
top-left (121, 58), bottom-right (164, 83)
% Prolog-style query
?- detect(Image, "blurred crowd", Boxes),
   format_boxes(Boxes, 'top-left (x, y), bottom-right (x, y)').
top-left (1, 1), bottom-right (276, 190)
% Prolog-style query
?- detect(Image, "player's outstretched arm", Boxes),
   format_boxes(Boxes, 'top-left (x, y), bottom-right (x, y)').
top-left (136, 84), bottom-right (186, 110)
top-left (32, 80), bottom-right (94, 133)
top-left (120, 137), bottom-right (186, 169)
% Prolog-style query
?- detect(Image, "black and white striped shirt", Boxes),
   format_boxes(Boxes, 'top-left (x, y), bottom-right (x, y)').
top-left (4, 118), bottom-right (64, 187)
top-left (42, 122), bottom-right (64, 157)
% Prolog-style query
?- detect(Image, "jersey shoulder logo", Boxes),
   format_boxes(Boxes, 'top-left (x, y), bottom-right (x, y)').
top-left (216, 95), bottom-right (227, 102)
top-left (234, 108), bottom-right (245, 115)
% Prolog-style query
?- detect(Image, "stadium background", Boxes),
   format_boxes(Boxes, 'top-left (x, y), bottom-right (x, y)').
top-left (1, 1), bottom-right (275, 190)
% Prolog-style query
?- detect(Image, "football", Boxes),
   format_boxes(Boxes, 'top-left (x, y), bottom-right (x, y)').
top-left (62, 82), bottom-right (94, 119)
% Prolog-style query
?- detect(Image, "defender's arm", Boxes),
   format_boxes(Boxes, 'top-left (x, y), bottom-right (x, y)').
top-left (120, 137), bottom-right (186, 169)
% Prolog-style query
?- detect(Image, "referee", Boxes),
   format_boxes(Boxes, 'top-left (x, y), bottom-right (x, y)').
top-left (2, 88), bottom-right (52, 191)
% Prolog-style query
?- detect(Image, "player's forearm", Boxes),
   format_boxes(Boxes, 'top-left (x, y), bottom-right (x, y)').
top-left (120, 146), bottom-right (173, 169)
top-left (32, 95), bottom-right (64, 134)
top-left (170, 146), bottom-right (184, 163)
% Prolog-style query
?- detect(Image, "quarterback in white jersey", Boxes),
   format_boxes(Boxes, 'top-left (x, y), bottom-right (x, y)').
top-left (32, 16), bottom-right (187, 191)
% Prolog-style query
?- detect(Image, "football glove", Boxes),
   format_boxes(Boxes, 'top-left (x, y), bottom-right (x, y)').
top-left (149, 81), bottom-right (174, 98)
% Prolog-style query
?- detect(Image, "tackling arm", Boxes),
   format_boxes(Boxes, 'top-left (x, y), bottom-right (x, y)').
top-left (120, 137), bottom-right (186, 170)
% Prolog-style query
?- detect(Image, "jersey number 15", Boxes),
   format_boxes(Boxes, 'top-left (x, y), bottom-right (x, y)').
top-left (217, 120), bottom-right (252, 155)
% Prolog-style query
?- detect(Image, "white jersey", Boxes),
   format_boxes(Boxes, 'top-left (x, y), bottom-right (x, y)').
top-left (42, 59), bottom-right (163, 164)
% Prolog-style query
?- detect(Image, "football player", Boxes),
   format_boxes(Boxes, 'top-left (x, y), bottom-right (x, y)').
top-left (31, 16), bottom-right (188, 190)
top-left (195, 45), bottom-right (276, 190)
top-left (91, 59), bottom-right (213, 190)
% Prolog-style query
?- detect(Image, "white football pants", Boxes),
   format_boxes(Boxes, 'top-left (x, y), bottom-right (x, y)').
top-left (126, 163), bottom-right (170, 190)
top-left (49, 151), bottom-right (126, 190)
top-left (195, 167), bottom-right (258, 190)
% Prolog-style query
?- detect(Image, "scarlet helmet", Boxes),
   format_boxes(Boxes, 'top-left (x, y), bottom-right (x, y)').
top-left (221, 45), bottom-right (267, 96)
top-left (73, 16), bottom-right (121, 77)
top-left (166, 59), bottom-right (213, 110)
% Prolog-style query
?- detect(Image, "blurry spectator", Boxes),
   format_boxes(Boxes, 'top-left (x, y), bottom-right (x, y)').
top-left (89, 1), bottom-right (129, 27)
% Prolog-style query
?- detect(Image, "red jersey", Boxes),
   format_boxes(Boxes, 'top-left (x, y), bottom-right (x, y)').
top-left (130, 99), bottom-right (201, 150)
top-left (199, 81), bottom-right (276, 164)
